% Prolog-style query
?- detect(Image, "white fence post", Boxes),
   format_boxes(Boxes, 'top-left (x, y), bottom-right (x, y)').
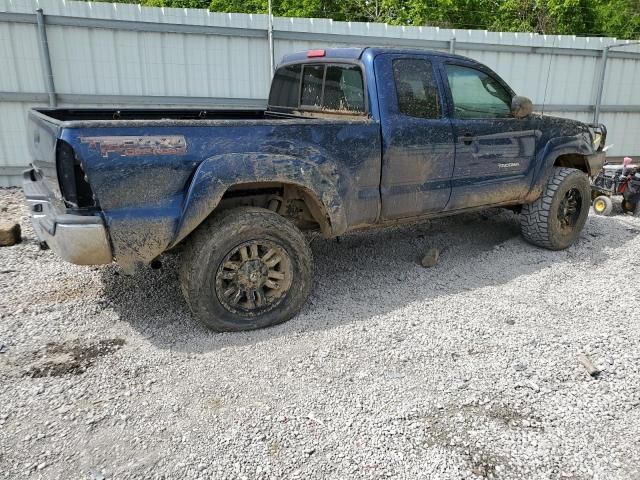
top-left (267, 0), bottom-right (275, 79)
top-left (593, 46), bottom-right (609, 124)
top-left (35, 8), bottom-right (56, 108)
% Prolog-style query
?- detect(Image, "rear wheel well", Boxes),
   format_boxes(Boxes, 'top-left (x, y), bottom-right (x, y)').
top-left (554, 153), bottom-right (589, 174)
top-left (214, 182), bottom-right (333, 237)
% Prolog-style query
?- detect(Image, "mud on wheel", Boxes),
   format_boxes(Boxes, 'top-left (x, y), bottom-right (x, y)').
top-left (215, 240), bottom-right (292, 316)
top-left (180, 207), bottom-right (313, 332)
top-left (520, 167), bottom-right (591, 250)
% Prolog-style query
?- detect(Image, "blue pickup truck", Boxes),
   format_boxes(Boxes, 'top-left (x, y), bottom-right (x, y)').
top-left (25, 47), bottom-right (606, 331)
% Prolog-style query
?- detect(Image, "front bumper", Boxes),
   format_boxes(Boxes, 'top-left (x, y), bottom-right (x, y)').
top-left (23, 169), bottom-right (112, 265)
top-left (585, 151), bottom-right (606, 177)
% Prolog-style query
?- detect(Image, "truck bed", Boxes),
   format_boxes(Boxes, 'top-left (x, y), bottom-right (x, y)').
top-left (26, 105), bottom-right (381, 268)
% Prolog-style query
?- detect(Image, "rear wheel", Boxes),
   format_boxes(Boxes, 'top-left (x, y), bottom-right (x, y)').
top-left (180, 207), bottom-right (313, 332)
top-left (520, 167), bottom-right (590, 250)
top-left (592, 195), bottom-right (613, 216)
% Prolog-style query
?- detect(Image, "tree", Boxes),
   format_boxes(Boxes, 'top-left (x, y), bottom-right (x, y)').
top-left (490, 0), bottom-right (598, 36)
top-left (87, 0), bottom-right (640, 39)
top-left (594, 0), bottom-right (640, 39)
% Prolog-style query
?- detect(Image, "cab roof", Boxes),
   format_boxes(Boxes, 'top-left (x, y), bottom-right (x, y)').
top-left (280, 47), bottom-right (365, 64)
top-left (279, 47), bottom-right (468, 65)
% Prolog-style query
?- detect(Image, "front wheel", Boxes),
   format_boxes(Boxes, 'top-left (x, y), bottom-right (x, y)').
top-left (520, 167), bottom-right (591, 250)
top-left (180, 207), bottom-right (313, 332)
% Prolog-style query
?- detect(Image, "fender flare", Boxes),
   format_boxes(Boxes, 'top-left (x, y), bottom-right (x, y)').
top-left (528, 134), bottom-right (595, 197)
top-left (170, 152), bottom-right (347, 247)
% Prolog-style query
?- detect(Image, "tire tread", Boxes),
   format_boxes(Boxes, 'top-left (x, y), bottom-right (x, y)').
top-left (520, 167), bottom-right (589, 250)
top-left (179, 207), bottom-right (313, 331)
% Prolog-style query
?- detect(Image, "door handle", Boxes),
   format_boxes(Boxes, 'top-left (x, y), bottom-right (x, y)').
top-left (460, 134), bottom-right (474, 145)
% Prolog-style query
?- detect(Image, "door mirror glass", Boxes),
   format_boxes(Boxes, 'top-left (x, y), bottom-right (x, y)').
top-left (511, 96), bottom-right (533, 118)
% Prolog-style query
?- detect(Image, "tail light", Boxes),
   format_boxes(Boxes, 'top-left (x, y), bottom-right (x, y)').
top-left (56, 140), bottom-right (97, 209)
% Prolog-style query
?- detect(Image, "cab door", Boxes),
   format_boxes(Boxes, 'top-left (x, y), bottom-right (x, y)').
top-left (374, 54), bottom-right (455, 220)
top-left (441, 62), bottom-right (538, 211)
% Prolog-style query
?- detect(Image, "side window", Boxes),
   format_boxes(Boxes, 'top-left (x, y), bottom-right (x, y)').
top-left (445, 64), bottom-right (512, 119)
top-left (268, 64), bottom-right (301, 108)
top-left (392, 58), bottom-right (440, 119)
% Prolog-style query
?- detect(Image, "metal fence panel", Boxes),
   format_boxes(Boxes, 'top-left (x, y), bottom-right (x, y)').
top-left (603, 57), bottom-right (640, 105)
top-left (0, 22), bottom-right (43, 93)
top-left (29, 18), bottom-right (271, 99)
top-left (1, 0), bottom-right (639, 185)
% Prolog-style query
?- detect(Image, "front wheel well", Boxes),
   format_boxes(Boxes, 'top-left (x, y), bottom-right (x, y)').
top-left (554, 153), bottom-right (589, 174)
top-left (214, 182), bottom-right (333, 237)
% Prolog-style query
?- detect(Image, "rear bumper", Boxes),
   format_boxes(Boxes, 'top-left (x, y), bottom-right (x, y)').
top-left (586, 151), bottom-right (606, 177)
top-left (23, 169), bottom-right (112, 265)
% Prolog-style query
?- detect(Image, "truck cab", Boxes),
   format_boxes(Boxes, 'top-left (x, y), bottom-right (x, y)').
top-left (269, 48), bottom-right (604, 219)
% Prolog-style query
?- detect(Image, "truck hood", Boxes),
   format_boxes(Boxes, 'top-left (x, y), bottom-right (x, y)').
top-left (534, 113), bottom-right (590, 136)
top-left (534, 113), bottom-right (606, 153)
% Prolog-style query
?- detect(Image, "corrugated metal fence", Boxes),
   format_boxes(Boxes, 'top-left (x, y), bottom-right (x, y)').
top-left (1, 0), bottom-right (639, 186)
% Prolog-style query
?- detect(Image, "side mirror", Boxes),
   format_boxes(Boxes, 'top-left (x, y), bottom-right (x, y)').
top-left (511, 96), bottom-right (533, 118)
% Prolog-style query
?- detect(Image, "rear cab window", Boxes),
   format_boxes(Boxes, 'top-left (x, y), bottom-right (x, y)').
top-left (268, 64), bottom-right (301, 109)
top-left (268, 62), bottom-right (366, 116)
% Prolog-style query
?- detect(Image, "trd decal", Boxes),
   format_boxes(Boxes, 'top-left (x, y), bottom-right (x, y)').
top-left (80, 135), bottom-right (187, 157)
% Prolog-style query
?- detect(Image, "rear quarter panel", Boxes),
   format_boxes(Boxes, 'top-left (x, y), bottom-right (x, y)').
top-left (63, 118), bottom-right (381, 268)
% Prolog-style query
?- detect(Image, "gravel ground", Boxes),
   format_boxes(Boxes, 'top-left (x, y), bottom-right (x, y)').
top-left (1, 187), bottom-right (640, 480)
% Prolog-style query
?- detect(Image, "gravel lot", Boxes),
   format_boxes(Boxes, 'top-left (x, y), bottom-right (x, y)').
top-left (1, 186), bottom-right (639, 480)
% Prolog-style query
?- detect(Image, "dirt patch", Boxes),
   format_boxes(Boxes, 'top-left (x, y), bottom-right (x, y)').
top-left (4, 338), bottom-right (125, 378)
top-left (419, 404), bottom-right (533, 477)
top-left (469, 452), bottom-right (500, 478)
top-left (479, 404), bottom-right (538, 428)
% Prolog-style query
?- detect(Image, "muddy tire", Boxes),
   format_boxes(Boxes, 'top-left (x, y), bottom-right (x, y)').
top-left (592, 195), bottom-right (613, 216)
top-left (179, 207), bottom-right (313, 332)
top-left (520, 167), bottom-right (590, 250)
